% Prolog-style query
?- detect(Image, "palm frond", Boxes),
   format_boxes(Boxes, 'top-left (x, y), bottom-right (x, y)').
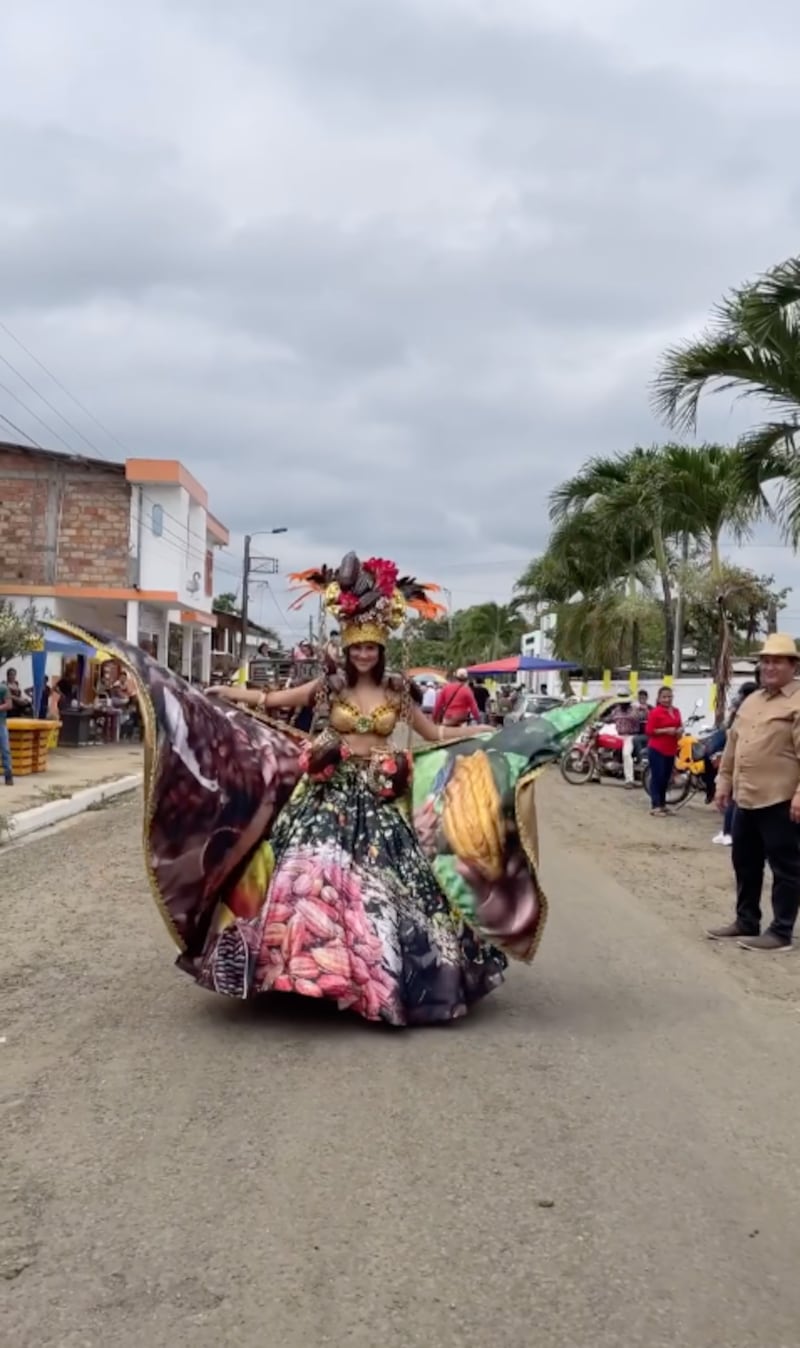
top-left (652, 254), bottom-right (800, 436)
top-left (737, 419), bottom-right (800, 459)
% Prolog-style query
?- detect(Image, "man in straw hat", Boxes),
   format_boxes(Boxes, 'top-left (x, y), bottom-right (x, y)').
top-left (709, 634), bottom-right (800, 952)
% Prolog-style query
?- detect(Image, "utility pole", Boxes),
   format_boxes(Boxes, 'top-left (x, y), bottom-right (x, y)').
top-left (239, 527), bottom-right (288, 666)
top-left (672, 531), bottom-right (689, 679)
top-left (239, 534), bottom-right (252, 665)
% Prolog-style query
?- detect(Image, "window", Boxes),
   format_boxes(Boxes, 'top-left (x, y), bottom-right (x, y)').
top-left (151, 503), bottom-right (164, 537)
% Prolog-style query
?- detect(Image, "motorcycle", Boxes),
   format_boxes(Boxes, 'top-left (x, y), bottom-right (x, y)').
top-left (560, 701), bottom-right (717, 810)
top-left (560, 720), bottom-right (661, 789)
top-left (663, 704), bottom-right (721, 810)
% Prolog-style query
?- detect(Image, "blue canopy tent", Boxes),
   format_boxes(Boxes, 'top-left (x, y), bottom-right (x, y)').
top-left (31, 628), bottom-right (110, 717)
top-left (519, 655), bottom-right (579, 672)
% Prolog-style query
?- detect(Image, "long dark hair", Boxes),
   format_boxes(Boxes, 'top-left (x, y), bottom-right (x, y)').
top-left (344, 646), bottom-right (386, 687)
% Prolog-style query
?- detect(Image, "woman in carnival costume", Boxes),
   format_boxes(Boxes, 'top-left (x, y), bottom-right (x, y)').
top-left (43, 553), bottom-right (602, 1026)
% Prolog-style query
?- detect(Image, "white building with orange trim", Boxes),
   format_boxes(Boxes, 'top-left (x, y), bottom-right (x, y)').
top-left (0, 441), bottom-right (229, 683)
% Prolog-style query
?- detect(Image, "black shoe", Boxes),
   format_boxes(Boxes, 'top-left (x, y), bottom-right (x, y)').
top-left (4, 775), bottom-right (13, 786)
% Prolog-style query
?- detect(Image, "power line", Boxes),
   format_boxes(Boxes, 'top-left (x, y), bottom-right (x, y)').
top-left (0, 376), bottom-right (76, 453)
top-left (0, 319), bottom-right (243, 558)
top-left (0, 348), bottom-right (110, 462)
top-left (0, 412), bottom-right (40, 448)
top-left (0, 395), bottom-right (242, 583)
top-left (0, 322), bottom-right (251, 586)
top-left (0, 317), bottom-right (132, 457)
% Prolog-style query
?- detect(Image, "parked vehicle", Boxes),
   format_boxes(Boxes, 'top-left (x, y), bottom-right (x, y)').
top-left (661, 704), bottom-right (719, 809)
top-left (507, 693), bottom-right (564, 722)
top-left (560, 721), bottom-right (656, 790)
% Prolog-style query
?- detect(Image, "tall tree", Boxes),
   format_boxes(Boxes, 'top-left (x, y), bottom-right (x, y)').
top-left (213, 592), bottom-right (239, 613)
top-left (516, 511), bottom-right (656, 673)
top-left (652, 254), bottom-right (800, 537)
top-left (449, 603), bottom-right (526, 665)
top-left (0, 601), bottom-right (40, 666)
top-left (658, 444), bottom-right (765, 714)
top-left (549, 448), bottom-right (678, 672)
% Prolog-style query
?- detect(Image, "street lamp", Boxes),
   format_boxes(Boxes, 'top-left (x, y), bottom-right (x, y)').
top-left (240, 528), bottom-right (288, 661)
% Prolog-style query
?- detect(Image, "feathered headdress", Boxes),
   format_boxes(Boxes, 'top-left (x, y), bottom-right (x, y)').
top-left (289, 552), bottom-right (446, 648)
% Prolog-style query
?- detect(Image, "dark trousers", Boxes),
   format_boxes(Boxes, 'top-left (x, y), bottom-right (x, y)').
top-left (732, 801), bottom-right (800, 941)
top-left (647, 749), bottom-right (675, 809)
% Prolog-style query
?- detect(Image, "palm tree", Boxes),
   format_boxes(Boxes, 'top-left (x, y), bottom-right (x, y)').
top-left (549, 447), bottom-right (678, 672)
top-left (449, 602), bottom-right (526, 665)
top-left (547, 590), bottom-right (658, 673)
top-left (652, 254), bottom-right (800, 537)
top-left (546, 444), bottom-right (764, 694)
top-left (660, 444), bottom-right (766, 716)
top-left (660, 444), bottom-right (765, 576)
top-left (515, 511), bottom-right (655, 672)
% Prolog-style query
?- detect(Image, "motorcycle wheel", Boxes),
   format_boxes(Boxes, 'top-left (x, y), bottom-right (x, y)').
top-left (640, 764), bottom-right (691, 808)
top-left (560, 747), bottom-right (597, 785)
top-left (665, 770), bottom-right (693, 809)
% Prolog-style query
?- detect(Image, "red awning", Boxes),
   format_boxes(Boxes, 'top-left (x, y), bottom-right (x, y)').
top-left (466, 656), bottom-right (520, 676)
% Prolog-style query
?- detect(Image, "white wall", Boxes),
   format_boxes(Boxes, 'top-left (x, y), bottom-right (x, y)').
top-left (567, 675), bottom-right (758, 721)
top-left (138, 603), bottom-right (170, 661)
top-left (134, 483), bottom-right (218, 610)
top-left (137, 484), bottom-right (187, 598)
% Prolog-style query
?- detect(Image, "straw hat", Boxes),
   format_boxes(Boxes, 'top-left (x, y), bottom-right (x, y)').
top-left (758, 633), bottom-right (800, 659)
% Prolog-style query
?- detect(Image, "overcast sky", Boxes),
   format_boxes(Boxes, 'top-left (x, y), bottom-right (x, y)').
top-left (2, 0), bottom-right (800, 638)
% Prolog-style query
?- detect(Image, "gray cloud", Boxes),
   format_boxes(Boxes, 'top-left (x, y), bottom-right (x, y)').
top-left (2, 0), bottom-right (800, 636)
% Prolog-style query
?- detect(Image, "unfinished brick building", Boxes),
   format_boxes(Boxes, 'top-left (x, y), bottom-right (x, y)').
top-left (0, 441), bottom-right (229, 680)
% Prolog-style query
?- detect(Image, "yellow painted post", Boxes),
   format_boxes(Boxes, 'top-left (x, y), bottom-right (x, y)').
top-left (629, 670), bottom-right (639, 694)
top-left (602, 669), bottom-right (611, 692)
top-left (663, 673), bottom-right (674, 688)
top-left (709, 684), bottom-right (717, 713)
top-left (581, 680), bottom-right (589, 698)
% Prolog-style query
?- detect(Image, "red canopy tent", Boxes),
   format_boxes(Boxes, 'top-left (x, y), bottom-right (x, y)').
top-left (466, 655), bottom-right (578, 677)
top-left (466, 656), bottom-right (520, 677)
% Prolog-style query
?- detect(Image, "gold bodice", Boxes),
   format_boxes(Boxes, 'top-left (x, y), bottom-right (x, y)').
top-left (329, 697), bottom-right (400, 738)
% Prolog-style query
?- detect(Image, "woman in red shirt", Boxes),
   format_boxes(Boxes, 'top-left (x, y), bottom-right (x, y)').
top-left (645, 686), bottom-right (683, 816)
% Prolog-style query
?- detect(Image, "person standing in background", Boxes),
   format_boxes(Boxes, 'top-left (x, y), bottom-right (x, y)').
top-left (645, 686), bottom-right (683, 816)
top-left (471, 680), bottom-right (491, 724)
top-left (421, 682), bottom-right (437, 716)
top-left (0, 672), bottom-right (13, 785)
top-left (433, 669), bottom-right (480, 728)
top-left (611, 689), bottom-right (640, 789)
top-left (709, 636), bottom-right (800, 951)
top-left (709, 678), bottom-right (759, 845)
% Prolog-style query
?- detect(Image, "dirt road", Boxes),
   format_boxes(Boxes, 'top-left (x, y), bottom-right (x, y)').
top-left (3, 781), bottom-right (800, 1348)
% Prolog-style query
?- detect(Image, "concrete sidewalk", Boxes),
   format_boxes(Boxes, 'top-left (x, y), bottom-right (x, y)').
top-left (2, 743), bottom-right (143, 821)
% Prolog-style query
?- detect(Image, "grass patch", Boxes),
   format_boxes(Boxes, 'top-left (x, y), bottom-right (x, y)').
top-left (33, 785), bottom-right (75, 803)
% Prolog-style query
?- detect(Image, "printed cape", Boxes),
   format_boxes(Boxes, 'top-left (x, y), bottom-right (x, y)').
top-left (42, 622), bottom-right (606, 966)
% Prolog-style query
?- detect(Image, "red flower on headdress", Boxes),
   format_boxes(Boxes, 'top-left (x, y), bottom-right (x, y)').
top-left (338, 590), bottom-right (360, 614)
top-left (364, 557), bottom-right (399, 598)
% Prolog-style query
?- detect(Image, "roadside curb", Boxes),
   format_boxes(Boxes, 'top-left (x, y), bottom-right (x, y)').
top-left (4, 773), bottom-right (143, 843)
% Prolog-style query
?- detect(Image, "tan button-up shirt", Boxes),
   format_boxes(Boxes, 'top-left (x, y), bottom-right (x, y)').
top-left (717, 682), bottom-right (800, 809)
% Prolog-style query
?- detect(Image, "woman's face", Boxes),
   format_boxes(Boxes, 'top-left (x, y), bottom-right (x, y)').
top-left (348, 642), bottom-right (381, 674)
top-left (658, 688), bottom-right (673, 708)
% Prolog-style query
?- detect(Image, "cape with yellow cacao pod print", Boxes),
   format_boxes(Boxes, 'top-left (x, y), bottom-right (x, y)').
top-left (410, 702), bottom-right (610, 961)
